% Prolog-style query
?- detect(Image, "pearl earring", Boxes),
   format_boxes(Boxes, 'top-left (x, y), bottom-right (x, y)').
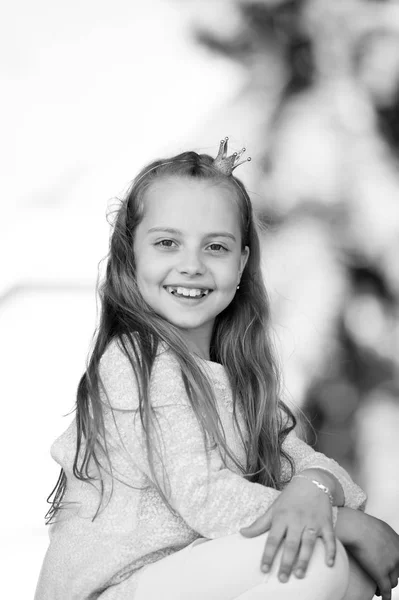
top-left (237, 284), bottom-right (240, 290)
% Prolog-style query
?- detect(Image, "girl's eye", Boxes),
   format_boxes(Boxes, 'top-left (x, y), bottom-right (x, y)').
top-left (156, 239), bottom-right (176, 248)
top-left (208, 243), bottom-right (228, 252)
top-left (155, 240), bottom-right (228, 252)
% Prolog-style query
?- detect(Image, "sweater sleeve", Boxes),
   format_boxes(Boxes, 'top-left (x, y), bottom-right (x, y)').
top-left (98, 339), bottom-right (366, 541)
top-left (98, 339), bottom-right (280, 538)
top-left (281, 430), bottom-right (367, 511)
top-left (136, 401), bottom-right (283, 538)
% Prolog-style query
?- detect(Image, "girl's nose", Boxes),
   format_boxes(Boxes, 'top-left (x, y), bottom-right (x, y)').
top-left (178, 250), bottom-right (206, 276)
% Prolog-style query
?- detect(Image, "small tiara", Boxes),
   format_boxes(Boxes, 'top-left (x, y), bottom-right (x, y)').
top-left (213, 137), bottom-right (251, 176)
top-left (134, 137), bottom-right (251, 186)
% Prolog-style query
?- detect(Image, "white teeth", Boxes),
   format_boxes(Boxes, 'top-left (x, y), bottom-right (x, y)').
top-left (165, 286), bottom-right (211, 298)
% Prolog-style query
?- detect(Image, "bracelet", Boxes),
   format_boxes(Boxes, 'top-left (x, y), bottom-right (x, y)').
top-left (331, 506), bottom-right (338, 528)
top-left (292, 475), bottom-right (335, 506)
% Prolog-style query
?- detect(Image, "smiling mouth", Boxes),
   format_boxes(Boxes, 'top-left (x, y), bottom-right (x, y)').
top-left (163, 286), bottom-right (213, 299)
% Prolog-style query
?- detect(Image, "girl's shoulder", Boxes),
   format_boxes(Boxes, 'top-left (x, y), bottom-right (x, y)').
top-left (99, 334), bottom-right (173, 368)
top-left (98, 334), bottom-right (187, 409)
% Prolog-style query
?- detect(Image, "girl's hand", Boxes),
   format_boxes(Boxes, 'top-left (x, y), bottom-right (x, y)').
top-left (337, 509), bottom-right (399, 600)
top-left (240, 477), bottom-right (335, 582)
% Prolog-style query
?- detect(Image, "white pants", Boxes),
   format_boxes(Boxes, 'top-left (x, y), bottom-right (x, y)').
top-left (133, 532), bottom-right (350, 600)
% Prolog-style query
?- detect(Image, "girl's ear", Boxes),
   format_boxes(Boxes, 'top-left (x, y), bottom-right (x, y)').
top-left (240, 246), bottom-right (250, 275)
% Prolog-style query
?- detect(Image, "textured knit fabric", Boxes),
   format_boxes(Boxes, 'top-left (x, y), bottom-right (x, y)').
top-left (34, 337), bottom-right (367, 600)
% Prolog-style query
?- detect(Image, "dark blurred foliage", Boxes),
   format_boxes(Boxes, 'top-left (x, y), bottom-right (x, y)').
top-left (375, 84), bottom-right (399, 151)
top-left (195, 0), bottom-right (316, 94)
top-left (193, 0), bottom-right (399, 493)
top-left (306, 262), bottom-right (398, 472)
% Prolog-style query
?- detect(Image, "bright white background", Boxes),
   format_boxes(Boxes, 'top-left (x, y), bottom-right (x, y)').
top-left (1, 1), bottom-right (246, 597)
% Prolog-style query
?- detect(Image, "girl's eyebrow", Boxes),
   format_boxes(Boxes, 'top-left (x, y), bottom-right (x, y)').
top-left (147, 227), bottom-right (237, 242)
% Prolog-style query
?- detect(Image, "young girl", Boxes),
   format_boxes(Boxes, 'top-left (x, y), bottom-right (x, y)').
top-left (34, 139), bottom-right (399, 600)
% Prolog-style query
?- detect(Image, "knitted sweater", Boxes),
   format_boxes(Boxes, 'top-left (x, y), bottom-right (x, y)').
top-left (34, 338), bottom-right (367, 600)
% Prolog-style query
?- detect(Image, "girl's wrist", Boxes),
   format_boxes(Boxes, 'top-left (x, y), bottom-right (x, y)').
top-left (292, 474), bottom-right (334, 505)
top-left (296, 468), bottom-right (345, 507)
top-left (289, 473), bottom-right (339, 527)
top-left (334, 506), bottom-right (364, 547)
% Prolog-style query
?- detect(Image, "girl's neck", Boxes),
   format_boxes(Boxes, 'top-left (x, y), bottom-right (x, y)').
top-left (181, 335), bottom-right (212, 362)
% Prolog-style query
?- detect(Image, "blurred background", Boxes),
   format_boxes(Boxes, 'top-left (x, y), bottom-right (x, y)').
top-left (2, 0), bottom-right (399, 597)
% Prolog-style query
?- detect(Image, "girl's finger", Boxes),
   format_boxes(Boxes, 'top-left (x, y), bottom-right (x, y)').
top-left (321, 528), bottom-right (336, 567)
top-left (260, 524), bottom-right (287, 574)
top-left (240, 510), bottom-right (272, 538)
top-left (389, 570), bottom-right (399, 589)
top-left (376, 578), bottom-right (392, 600)
top-left (292, 527), bottom-right (319, 578)
top-left (277, 531), bottom-right (302, 582)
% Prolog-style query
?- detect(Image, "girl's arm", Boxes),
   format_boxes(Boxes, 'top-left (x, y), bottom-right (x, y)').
top-left (335, 507), bottom-right (399, 600)
top-left (236, 429), bottom-right (367, 581)
top-left (132, 400), bottom-right (283, 537)
top-left (99, 340), bottom-right (281, 538)
top-left (295, 468), bottom-right (345, 506)
top-left (281, 430), bottom-right (367, 510)
top-left (99, 340), bottom-right (365, 539)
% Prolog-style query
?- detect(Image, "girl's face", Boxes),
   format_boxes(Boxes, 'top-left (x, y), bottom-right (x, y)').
top-left (133, 175), bottom-right (250, 360)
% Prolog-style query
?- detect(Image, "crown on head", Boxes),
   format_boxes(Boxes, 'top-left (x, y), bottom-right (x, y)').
top-left (213, 137), bottom-right (251, 176)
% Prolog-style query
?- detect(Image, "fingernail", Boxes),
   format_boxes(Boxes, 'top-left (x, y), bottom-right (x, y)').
top-left (279, 573), bottom-right (288, 583)
top-left (295, 569), bottom-right (304, 578)
top-left (261, 564), bottom-right (269, 573)
top-left (328, 559), bottom-right (334, 567)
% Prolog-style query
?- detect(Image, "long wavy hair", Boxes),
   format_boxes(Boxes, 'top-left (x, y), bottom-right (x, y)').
top-left (45, 150), bottom-right (297, 525)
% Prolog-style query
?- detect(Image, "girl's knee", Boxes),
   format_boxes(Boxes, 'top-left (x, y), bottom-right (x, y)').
top-left (300, 538), bottom-right (350, 600)
top-left (183, 532), bottom-right (350, 600)
top-left (235, 534), bottom-right (350, 600)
